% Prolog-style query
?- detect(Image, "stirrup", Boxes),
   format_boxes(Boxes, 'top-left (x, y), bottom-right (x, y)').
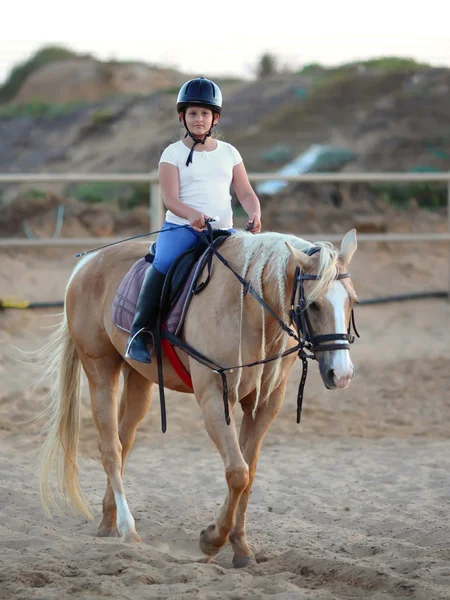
top-left (125, 326), bottom-right (144, 355)
top-left (125, 327), bottom-right (152, 358)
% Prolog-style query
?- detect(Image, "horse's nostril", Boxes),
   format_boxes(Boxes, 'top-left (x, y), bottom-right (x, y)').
top-left (327, 368), bottom-right (335, 382)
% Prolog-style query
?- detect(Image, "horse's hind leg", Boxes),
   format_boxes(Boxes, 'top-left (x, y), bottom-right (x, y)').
top-left (78, 348), bottom-right (140, 543)
top-left (229, 382), bottom-right (286, 568)
top-left (98, 364), bottom-right (153, 537)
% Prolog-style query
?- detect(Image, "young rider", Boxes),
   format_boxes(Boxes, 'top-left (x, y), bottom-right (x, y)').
top-left (125, 76), bottom-right (262, 363)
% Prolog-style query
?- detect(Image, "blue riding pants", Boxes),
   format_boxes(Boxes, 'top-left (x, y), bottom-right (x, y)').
top-left (152, 220), bottom-right (236, 275)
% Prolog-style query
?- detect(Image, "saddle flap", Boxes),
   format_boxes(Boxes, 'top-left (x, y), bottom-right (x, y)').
top-left (112, 231), bottom-right (231, 337)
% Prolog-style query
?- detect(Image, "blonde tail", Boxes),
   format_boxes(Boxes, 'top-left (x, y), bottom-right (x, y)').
top-left (39, 312), bottom-right (93, 520)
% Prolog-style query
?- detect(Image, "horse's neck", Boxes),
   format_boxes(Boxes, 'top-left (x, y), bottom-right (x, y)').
top-left (224, 237), bottom-right (291, 323)
top-left (244, 260), bottom-right (291, 346)
top-left (264, 269), bottom-right (292, 331)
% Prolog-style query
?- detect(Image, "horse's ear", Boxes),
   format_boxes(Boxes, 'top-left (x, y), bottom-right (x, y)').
top-left (285, 242), bottom-right (313, 270)
top-left (339, 229), bottom-right (357, 268)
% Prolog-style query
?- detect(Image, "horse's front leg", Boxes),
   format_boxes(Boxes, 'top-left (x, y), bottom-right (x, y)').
top-left (195, 380), bottom-right (249, 561)
top-left (229, 382), bottom-right (287, 568)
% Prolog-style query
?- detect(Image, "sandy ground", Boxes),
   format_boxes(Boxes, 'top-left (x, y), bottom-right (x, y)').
top-left (1, 238), bottom-right (450, 600)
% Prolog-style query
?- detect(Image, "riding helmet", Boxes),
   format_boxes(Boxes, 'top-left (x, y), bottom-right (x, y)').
top-left (176, 77), bottom-right (222, 114)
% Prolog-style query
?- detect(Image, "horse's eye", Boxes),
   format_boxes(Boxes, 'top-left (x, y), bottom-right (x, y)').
top-left (309, 302), bottom-right (320, 312)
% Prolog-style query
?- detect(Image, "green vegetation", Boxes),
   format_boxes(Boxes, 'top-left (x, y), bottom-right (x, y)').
top-left (298, 57), bottom-right (429, 77)
top-left (23, 188), bottom-right (48, 200)
top-left (118, 184), bottom-right (149, 211)
top-left (71, 183), bottom-right (123, 204)
top-left (369, 181), bottom-right (446, 209)
top-left (0, 100), bottom-right (88, 119)
top-left (89, 108), bottom-right (115, 127)
top-left (254, 55), bottom-right (429, 83)
top-left (71, 182), bottom-right (149, 209)
top-left (352, 57), bottom-right (429, 71)
top-left (0, 45), bottom-right (85, 104)
top-left (291, 57), bottom-right (432, 107)
top-left (299, 63), bottom-right (325, 75)
top-left (261, 57), bottom-right (430, 135)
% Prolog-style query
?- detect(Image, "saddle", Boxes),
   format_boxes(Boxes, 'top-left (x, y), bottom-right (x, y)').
top-left (112, 229), bottom-right (231, 338)
top-left (152, 230), bottom-right (231, 335)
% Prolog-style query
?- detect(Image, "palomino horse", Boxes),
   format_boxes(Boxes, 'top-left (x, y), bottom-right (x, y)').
top-left (39, 228), bottom-right (358, 568)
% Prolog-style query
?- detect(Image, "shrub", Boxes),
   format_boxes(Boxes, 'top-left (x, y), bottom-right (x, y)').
top-left (369, 181), bottom-right (446, 209)
top-left (0, 100), bottom-right (89, 119)
top-left (71, 183), bottom-right (123, 204)
top-left (257, 53), bottom-right (278, 78)
top-left (72, 182), bottom-right (150, 209)
top-left (90, 108), bottom-right (115, 127)
top-left (118, 184), bottom-right (149, 210)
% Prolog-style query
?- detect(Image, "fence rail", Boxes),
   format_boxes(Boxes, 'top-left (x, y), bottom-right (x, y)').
top-left (1, 232), bottom-right (449, 249)
top-left (1, 172), bottom-right (450, 182)
top-left (1, 172), bottom-right (449, 297)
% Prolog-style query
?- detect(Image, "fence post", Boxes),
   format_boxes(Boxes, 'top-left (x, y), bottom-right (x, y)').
top-left (150, 181), bottom-right (164, 231)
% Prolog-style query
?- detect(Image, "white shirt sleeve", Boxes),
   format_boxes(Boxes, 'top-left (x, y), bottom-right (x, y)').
top-left (159, 143), bottom-right (179, 167)
top-left (228, 144), bottom-right (243, 167)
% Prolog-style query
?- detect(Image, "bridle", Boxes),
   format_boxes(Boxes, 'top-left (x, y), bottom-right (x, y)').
top-left (158, 228), bottom-right (360, 431)
top-left (291, 246), bottom-right (358, 354)
top-left (288, 246), bottom-right (359, 422)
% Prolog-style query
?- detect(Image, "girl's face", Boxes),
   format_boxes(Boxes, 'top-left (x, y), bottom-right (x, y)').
top-left (181, 106), bottom-right (219, 136)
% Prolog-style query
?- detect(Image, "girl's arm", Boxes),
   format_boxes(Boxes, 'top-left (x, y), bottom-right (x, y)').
top-left (232, 162), bottom-right (262, 233)
top-left (159, 163), bottom-right (209, 231)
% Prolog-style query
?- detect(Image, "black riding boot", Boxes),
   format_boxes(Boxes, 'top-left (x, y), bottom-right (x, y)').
top-left (125, 266), bottom-right (166, 363)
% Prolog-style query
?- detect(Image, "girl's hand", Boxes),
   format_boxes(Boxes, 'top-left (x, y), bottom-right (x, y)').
top-left (187, 209), bottom-right (210, 232)
top-left (246, 213), bottom-right (262, 234)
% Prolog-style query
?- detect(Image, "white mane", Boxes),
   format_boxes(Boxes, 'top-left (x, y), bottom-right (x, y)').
top-left (226, 231), bottom-right (340, 415)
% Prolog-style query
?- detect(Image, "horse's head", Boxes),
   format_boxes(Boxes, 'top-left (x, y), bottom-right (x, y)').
top-left (286, 230), bottom-right (358, 390)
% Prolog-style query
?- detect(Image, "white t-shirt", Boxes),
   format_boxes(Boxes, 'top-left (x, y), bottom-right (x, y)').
top-left (158, 140), bottom-right (243, 229)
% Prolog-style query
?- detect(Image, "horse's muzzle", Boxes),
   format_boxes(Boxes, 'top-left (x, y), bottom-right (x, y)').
top-left (320, 361), bottom-right (354, 390)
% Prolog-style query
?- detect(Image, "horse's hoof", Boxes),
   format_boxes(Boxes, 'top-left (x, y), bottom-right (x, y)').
top-left (232, 554), bottom-right (254, 569)
top-left (199, 524), bottom-right (221, 557)
top-left (97, 526), bottom-right (120, 538)
top-left (123, 530), bottom-right (142, 543)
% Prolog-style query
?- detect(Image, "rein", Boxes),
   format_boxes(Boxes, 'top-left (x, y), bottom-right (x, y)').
top-left (157, 225), bottom-right (359, 432)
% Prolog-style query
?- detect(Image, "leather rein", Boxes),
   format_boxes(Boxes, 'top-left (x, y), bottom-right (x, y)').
top-left (157, 227), bottom-right (359, 432)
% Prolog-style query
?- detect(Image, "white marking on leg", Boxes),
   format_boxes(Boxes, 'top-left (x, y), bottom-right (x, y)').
top-left (113, 491), bottom-right (136, 537)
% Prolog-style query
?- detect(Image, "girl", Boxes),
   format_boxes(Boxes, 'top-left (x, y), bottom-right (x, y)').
top-left (125, 76), bottom-right (262, 363)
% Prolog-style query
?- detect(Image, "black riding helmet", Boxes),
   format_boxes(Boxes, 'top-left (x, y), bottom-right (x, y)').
top-left (177, 76), bottom-right (222, 114)
top-left (177, 77), bottom-right (223, 166)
